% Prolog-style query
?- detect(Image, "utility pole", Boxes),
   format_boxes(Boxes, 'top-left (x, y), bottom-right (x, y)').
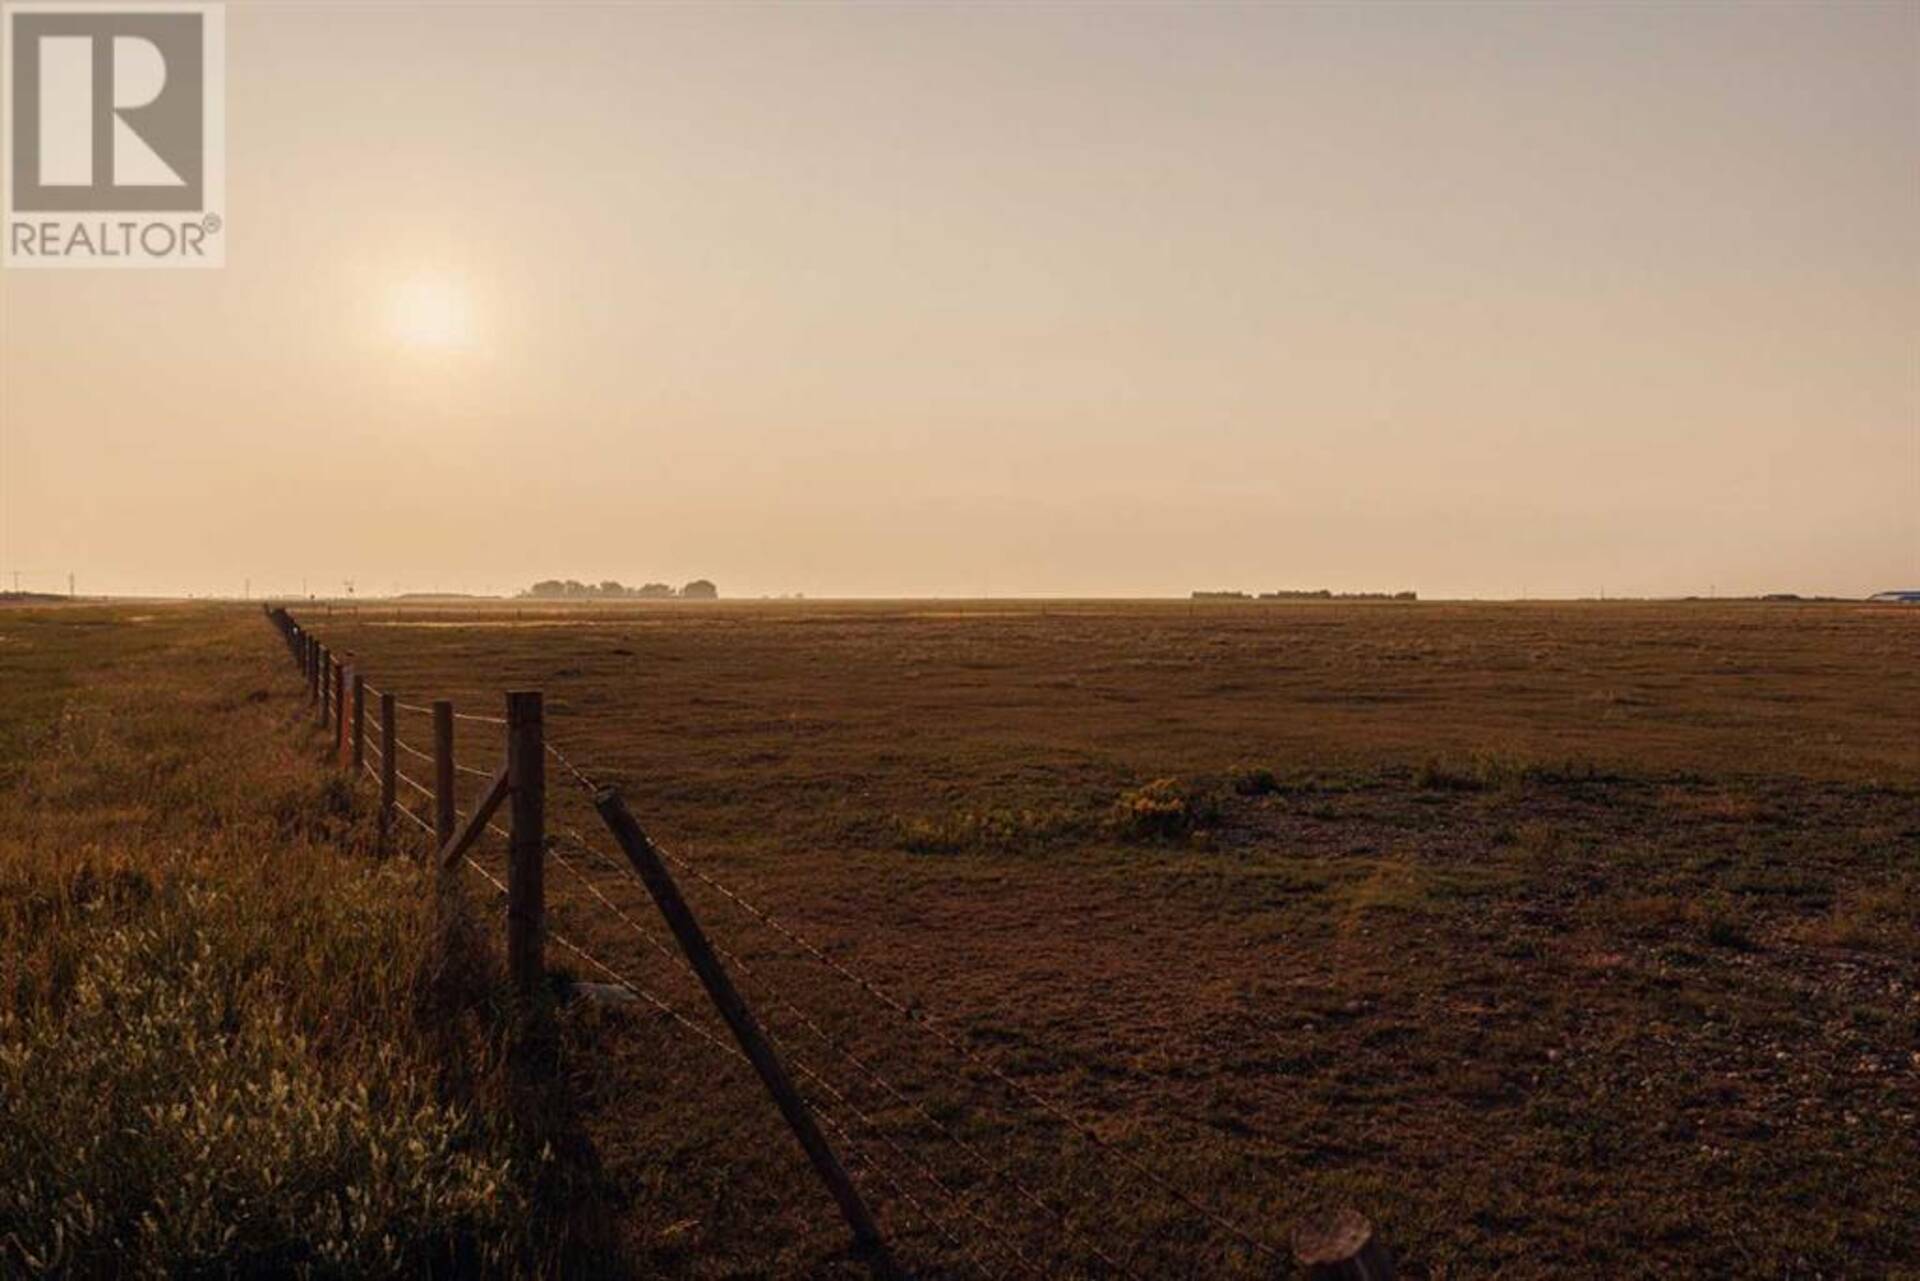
top-left (68, 572), bottom-right (74, 599)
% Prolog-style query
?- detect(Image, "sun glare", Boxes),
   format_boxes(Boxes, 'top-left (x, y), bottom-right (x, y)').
top-left (390, 276), bottom-right (474, 352)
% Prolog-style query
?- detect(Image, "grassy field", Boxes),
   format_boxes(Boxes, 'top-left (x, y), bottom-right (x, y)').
top-left (4, 599), bottom-right (1916, 1278)
top-left (0, 606), bottom-right (613, 1277)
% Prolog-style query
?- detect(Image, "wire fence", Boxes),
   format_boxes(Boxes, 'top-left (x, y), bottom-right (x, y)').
top-left (262, 605), bottom-right (1322, 1281)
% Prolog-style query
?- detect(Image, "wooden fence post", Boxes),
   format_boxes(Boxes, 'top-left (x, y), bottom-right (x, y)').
top-left (307, 638), bottom-right (318, 706)
top-left (332, 658), bottom-right (346, 754)
top-left (593, 788), bottom-right (895, 1278)
top-left (339, 665), bottom-right (353, 765)
top-left (433, 700), bottom-right (456, 851)
top-left (317, 646), bottom-right (330, 725)
top-left (351, 672), bottom-right (366, 771)
top-left (379, 693), bottom-right (396, 854)
top-left (506, 691), bottom-right (545, 999)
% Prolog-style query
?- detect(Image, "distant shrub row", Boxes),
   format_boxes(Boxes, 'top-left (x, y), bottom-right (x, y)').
top-left (1191, 589), bottom-right (1417, 601)
top-left (522, 578), bottom-right (717, 600)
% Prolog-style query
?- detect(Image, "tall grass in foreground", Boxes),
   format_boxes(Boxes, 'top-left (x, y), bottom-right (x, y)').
top-left (0, 609), bottom-right (580, 1277)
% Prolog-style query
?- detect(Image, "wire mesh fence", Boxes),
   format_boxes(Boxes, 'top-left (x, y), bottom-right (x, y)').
top-left (262, 605), bottom-right (1340, 1280)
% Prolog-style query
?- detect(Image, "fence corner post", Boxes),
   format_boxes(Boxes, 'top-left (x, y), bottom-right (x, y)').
top-left (506, 691), bottom-right (545, 1001)
top-left (1292, 1208), bottom-right (1393, 1281)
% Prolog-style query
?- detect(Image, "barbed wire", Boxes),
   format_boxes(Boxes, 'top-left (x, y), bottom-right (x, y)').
top-left (392, 800), bottom-right (435, 836)
top-left (280, 616), bottom-right (1271, 1270)
top-left (392, 735), bottom-right (434, 765)
top-left (807, 1097), bottom-right (985, 1277)
top-left (537, 844), bottom-right (1010, 1276)
top-left (543, 838), bottom-right (1046, 1278)
top-left (548, 843), bottom-right (688, 974)
top-left (541, 825), bottom-right (1113, 1275)
top-left (541, 757), bottom-right (1275, 1264)
top-left (392, 766), bottom-right (436, 804)
top-left (289, 624), bottom-right (994, 1276)
top-left (535, 915), bottom-right (978, 1272)
top-left (546, 739), bottom-right (599, 793)
top-left (543, 916), bottom-right (748, 1071)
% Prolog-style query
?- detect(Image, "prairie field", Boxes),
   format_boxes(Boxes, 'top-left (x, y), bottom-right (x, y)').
top-left (3, 599), bottom-right (1916, 1279)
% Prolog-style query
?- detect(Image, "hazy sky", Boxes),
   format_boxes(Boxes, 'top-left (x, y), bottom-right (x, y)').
top-left (2, 1), bottom-right (1915, 599)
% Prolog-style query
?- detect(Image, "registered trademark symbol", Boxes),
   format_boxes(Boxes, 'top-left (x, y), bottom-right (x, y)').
top-left (202, 213), bottom-right (223, 234)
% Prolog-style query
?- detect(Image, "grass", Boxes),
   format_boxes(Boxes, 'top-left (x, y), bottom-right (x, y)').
top-left (0, 607), bottom-right (609, 1278)
top-left (4, 598), bottom-right (1917, 1278)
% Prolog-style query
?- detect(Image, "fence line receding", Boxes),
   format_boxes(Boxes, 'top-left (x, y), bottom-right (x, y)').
top-left (260, 604), bottom-right (1390, 1281)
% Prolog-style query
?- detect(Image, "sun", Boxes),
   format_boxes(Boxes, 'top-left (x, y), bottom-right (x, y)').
top-left (389, 275), bottom-right (474, 352)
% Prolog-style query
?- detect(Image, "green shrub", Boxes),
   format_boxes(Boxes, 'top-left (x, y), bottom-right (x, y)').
top-left (1110, 778), bottom-right (1220, 842)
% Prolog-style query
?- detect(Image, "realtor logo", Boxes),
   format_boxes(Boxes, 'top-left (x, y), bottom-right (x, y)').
top-left (4, 2), bottom-right (224, 267)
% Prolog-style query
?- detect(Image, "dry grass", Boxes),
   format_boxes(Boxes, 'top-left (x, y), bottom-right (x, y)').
top-left (0, 607), bottom-right (611, 1278)
top-left (5, 599), bottom-right (1917, 1278)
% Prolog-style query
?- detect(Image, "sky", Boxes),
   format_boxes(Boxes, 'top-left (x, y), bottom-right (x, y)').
top-left (2, 0), bottom-right (1915, 600)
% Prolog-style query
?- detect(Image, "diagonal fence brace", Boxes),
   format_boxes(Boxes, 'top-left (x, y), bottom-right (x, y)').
top-left (438, 764), bottom-right (510, 870)
top-left (593, 787), bottom-right (899, 1281)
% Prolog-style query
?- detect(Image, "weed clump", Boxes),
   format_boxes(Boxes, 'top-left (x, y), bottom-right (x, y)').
top-left (1700, 898), bottom-right (1758, 951)
top-left (1416, 751), bottom-right (1521, 793)
top-left (1110, 778), bottom-right (1221, 842)
top-left (895, 806), bottom-right (1088, 854)
top-left (1229, 764), bottom-right (1280, 796)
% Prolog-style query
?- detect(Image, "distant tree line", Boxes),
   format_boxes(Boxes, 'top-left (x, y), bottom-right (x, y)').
top-left (521, 579), bottom-right (718, 600)
top-left (1191, 588), bottom-right (1417, 601)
